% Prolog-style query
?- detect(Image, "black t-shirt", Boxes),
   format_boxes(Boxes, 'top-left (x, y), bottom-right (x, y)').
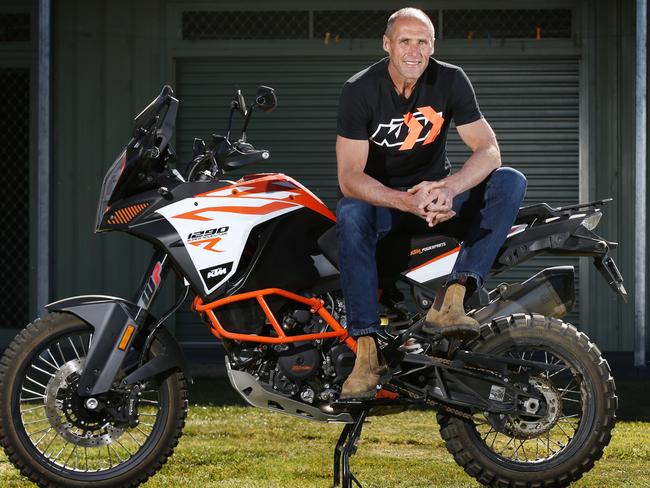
top-left (337, 57), bottom-right (482, 188)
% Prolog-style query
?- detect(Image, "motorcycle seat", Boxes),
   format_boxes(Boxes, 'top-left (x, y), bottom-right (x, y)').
top-left (317, 225), bottom-right (459, 278)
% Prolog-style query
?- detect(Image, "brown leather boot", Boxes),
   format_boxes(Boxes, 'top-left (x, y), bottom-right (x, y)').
top-left (340, 336), bottom-right (387, 400)
top-left (422, 283), bottom-right (480, 340)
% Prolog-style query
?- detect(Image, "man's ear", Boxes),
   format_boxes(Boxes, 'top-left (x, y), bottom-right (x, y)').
top-left (382, 35), bottom-right (390, 54)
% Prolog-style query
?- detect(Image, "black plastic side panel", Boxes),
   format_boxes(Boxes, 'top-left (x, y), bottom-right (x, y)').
top-left (493, 217), bottom-right (583, 273)
top-left (210, 208), bottom-right (332, 333)
top-left (129, 217), bottom-right (206, 298)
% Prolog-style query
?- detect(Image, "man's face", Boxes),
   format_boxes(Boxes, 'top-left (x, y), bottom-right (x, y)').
top-left (383, 17), bottom-right (434, 83)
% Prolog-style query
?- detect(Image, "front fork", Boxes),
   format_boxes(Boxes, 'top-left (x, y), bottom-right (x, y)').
top-left (133, 251), bottom-right (172, 312)
top-left (76, 250), bottom-right (172, 396)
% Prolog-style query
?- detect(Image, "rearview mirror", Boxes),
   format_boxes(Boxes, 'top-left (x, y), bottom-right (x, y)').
top-left (255, 86), bottom-right (277, 112)
top-left (232, 89), bottom-right (247, 117)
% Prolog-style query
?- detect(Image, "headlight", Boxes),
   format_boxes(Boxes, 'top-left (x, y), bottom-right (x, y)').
top-left (581, 212), bottom-right (602, 230)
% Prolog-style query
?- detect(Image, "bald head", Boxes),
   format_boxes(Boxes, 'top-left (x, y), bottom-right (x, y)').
top-left (385, 8), bottom-right (435, 41)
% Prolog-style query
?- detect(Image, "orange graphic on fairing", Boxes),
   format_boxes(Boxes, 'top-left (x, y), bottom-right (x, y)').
top-left (175, 173), bottom-right (336, 222)
top-left (174, 201), bottom-right (295, 221)
top-left (189, 236), bottom-right (224, 253)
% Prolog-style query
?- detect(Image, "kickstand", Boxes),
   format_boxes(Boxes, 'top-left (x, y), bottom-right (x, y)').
top-left (333, 409), bottom-right (368, 488)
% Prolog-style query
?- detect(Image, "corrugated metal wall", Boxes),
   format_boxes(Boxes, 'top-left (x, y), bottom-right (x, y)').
top-left (173, 53), bottom-right (581, 342)
top-left (0, 0), bottom-right (640, 355)
top-left (50, 0), bottom-right (176, 317)
top-left (446, 57), bottom-right (581, 326)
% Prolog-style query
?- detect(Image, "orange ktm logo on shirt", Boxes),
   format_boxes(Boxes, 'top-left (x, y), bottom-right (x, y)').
top-left (369, 106), bottom-right (445, 151)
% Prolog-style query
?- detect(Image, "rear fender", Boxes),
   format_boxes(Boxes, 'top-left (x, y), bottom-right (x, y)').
top-left (46, 295), bottom-right (192, 396)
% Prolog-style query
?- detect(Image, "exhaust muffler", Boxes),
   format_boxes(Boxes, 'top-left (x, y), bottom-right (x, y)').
top-left (473, 266), bottom-right (575, 324)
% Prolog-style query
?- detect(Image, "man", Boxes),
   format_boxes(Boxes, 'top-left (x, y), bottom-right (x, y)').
top-left (336, 8), bottom-right (527, 399)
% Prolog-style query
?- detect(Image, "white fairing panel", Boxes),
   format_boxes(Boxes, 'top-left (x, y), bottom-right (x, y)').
top-left (156, 195), bottom-right (300, 294)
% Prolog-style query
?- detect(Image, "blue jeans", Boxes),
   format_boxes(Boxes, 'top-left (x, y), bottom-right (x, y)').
top-left (336, 167), bottom-right (527, 337)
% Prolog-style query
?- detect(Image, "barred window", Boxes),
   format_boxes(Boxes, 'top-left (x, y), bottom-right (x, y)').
top-left (182, 11), bottom-right (309, 40)
top-left (442, 9), bottom-right (572, 39)
top-left (0, 69), bottom-right (30, 328)
top-left (0, 13), bottom-right (30, 42)
top-left (181, 9), bottom-right (572, 41)
top-left (313, 10), bottom-right (438, 40)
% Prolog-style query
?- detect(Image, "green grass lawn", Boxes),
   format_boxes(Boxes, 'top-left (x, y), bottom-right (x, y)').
top-left (1, 380), bottom-right (649, 487)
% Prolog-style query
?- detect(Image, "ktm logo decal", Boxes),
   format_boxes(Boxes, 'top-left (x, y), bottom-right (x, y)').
top-left (189, 236), bottom-right (224, 253)
top-left (370, 106), bottom-right (445, 151)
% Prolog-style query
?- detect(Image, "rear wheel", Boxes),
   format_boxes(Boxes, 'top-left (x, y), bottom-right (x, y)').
top-left (438, 314), bottom-right (616, 487)
top-left (0, 312), bottom-right (188, 487)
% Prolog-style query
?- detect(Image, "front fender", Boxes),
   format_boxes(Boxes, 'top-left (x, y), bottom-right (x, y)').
top-left (46, 295), bottom-right (192, 395)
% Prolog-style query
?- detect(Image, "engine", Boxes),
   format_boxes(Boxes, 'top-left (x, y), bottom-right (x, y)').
top-left (224, 293), bottom-right (355, 407)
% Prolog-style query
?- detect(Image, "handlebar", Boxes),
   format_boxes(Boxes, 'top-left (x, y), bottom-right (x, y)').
top-left (219, 140), bottom-right (270, 170)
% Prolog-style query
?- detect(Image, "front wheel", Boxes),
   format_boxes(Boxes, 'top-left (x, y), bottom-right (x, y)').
top-left (438, 314), bottom-right (617, 487)
top-left (0, 312), bottom-right (188, 487)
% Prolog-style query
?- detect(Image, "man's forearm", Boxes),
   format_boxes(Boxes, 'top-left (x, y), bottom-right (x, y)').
top-left (340, 171), bottom-right (408, 210)
top-left (442, 144), bottom-right (501, 196)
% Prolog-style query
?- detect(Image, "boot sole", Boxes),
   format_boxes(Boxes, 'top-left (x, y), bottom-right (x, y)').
top-left (339, 389), bottom-right (378, 400)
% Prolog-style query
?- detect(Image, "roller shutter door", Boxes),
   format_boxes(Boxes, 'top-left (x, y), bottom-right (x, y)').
top-left (174, 54), bottom-right (580, 343)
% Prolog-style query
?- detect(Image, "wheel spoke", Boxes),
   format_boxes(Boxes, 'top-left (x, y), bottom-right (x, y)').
top-left (56, 342), bottom-right (67, 365)
top-left (21, 404), bottom-right (46, 413)
top-left (37, 353), bottom-right (59, 371)
top-left (114, 438), bottom-right (133, 456)
top-left (51, 442), bottom-right (69, 462)
top-left (31, 428), bottom-right (53, 446)
top-left (562, 397), bottom-right (581, 404)
top-left (556, 422), bottom-right (572, 439)
top-left (41, 430), bottom-right (59, 457)
top-left (63, 444), bottom-right (76, 469)
top-left (22, 418), bottom-right (50, 426)
top-left (68, 337), bottom-right (81, 361)
top-left (126, 429), bottom-right (145, 448)
top-left (30, 364), bottom-right (56, 378)
top-left (46, 348), bottom-right (61, 369)
top-left (21, 387), bottom-right (46, 399)
top-left (79, 335), bottom-right (87, 356)
top-left (25, 375), bottom-right (49, 390)
top-left (548, 366), bottom-right (569, 378)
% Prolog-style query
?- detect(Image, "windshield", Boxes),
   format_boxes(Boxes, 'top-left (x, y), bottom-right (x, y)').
top-left (95, 149), bottom-right (127, 229)
top-left (94, 86), bottom-right (179, 232)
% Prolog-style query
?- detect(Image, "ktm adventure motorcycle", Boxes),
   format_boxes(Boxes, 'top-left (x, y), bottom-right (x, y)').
top-left (0, 86), bottom-right (627, 488)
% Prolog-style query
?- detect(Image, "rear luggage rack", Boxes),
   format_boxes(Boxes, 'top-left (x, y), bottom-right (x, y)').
top-left (515, 198), bottom-right (612, 224)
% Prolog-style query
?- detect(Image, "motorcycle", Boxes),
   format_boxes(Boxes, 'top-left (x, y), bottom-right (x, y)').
top-left (0, 85), bottom-right (625, 488)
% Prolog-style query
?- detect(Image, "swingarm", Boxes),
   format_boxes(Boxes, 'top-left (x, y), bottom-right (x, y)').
top-left (388, 348), bottom-right (565, 417)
